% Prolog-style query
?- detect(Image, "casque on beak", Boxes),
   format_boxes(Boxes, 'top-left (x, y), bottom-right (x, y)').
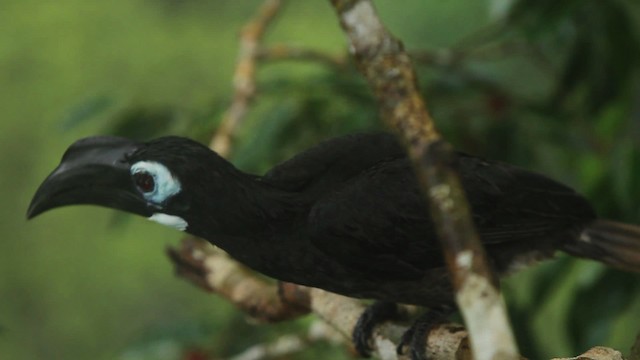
top-left (27, 136), bottom-right (152, 219)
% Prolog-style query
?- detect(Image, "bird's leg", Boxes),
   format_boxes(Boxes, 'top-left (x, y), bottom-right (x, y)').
top-left (397, 305), bottom-right (454, 360)
top-left (352, 301), bottom-right (402, 357)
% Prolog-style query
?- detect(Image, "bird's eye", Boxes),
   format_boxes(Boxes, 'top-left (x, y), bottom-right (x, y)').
top-left (134, 172), bottom-right (155, 193)
top-left (130, 161), bottom-right (181, 204)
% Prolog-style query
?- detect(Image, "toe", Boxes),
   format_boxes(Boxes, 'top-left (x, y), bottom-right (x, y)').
top-left (396, 306), bottom-right (454, 360)
top-left (352, 301), bottom-right (398, 357)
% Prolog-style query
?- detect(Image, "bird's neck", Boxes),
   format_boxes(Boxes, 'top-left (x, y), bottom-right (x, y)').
top-left (189, 170), bottom-right (300, 251)
top-left (202, 176), bottom-right (302, 271)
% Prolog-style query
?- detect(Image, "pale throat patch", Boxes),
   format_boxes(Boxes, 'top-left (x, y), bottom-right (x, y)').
top-left (149, 213), bottom-right (188, 231)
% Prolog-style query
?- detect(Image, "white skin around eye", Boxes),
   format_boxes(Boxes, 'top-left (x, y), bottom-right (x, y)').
top-left (130, 161), bottom-right (188, 231)
top-left (130, 161), bottom-right (182, 204)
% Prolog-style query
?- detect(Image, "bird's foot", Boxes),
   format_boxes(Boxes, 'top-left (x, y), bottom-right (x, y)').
top-left (352, 301), bottom-right (400, 357)
top-left (396, 306), bottom-right (452, 360)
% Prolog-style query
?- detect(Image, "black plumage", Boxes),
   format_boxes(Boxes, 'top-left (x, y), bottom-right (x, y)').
top-left (27, 132), bottom-right (640, 358)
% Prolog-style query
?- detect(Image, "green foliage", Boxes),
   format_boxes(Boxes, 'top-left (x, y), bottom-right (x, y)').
top-left (506, 0), bottom-right (640, 115)
top-left (2, 0), bottom-right (639, 359)
top-left (232, 71), bottom-right (380, 172)
top-left (59, 95), bottom-right (116, 131)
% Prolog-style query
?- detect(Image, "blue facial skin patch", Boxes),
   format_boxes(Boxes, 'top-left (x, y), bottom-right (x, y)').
top-left (130, 161), bottom-right (182, 205)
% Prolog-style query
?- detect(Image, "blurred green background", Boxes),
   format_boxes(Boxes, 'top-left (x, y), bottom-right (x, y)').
top-left (1, 1), bottom-right (639, 359)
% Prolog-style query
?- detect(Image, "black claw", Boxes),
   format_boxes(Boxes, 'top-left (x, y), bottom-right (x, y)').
top-left (396, 306), bottom-right (453, 360)
top-left (396, 324), bottom-right (415, 357)
top-left (352, 301), bottom-right (399, 357)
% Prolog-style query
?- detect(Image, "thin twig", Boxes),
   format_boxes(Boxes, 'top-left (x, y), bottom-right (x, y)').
top-left (210, 0), bottom-right (283, 157)
top-left (256, 44), bottom-right (348, 68)
top-left (411, 41), bottom-right (555, 76)
top-left (328, 1), bottom-right (519, 359)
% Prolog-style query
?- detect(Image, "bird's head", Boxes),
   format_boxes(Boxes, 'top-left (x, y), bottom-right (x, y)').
top-left (27, 136), bottom-right (241, 234)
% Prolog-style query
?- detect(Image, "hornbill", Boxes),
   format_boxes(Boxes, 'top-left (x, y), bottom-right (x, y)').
top-left (27, 132), bottom-right (640, 360)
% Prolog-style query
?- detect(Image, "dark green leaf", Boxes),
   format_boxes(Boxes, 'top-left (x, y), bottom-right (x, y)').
top-left (59, 95), bottom-right (114, 130)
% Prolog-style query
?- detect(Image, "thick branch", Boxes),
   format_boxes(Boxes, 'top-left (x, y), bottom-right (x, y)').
top-left (167, 237), bottom-right (309, 322)
top-left (328, 1), bottom-right (518, 359)
top-left (167, 237), bottom-right (473, 360)
top-left (552, 347), bottom-right (624, 360)
top-left (165, 1), bottom-right (634, 359)
top-left (166, 240), bottom-right (627, 360)
top-left (210, 0), bottom-right (283, 157)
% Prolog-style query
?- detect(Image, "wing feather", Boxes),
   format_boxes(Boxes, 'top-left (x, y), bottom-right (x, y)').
top-left (305, 145), bottom-right (596, 279)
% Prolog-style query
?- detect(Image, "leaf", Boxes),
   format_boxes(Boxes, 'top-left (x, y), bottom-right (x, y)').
top-left (553, 1), bottom-right (640, 114)
top-left (567, 269), bottom-right (640, 351)
top-left (506, 0), bottom-right (583, 36)
top-left (231, 72), bottom-right (380, 173)
top-left (610, 138), bottom-right (637, 215)
top-left (577, 153), bottom-right (605, 194)
top-left (59, 95), bottom-right (114, 130)
top-left (105, 106), bottom-right (180, 140)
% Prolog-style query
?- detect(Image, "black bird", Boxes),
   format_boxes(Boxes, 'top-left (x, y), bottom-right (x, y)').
top-left (27, 132), bottom-right (640, 359)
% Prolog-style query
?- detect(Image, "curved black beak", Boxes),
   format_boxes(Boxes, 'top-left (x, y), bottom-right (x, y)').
top-left (27, 136), bottom-right (152, 219)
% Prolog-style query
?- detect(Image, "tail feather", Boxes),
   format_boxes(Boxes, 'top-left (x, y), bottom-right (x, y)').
top-left (564, 219), bottom-right (640, 273)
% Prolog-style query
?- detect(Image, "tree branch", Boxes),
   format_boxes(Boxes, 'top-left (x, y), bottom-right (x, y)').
top-left (167, 237), bottom-right (474, 360)
top-left (209, 0), bottom-right (283, 157)
top-left (328, 1), bottom-right (519, 359)
top-left (163, 1), bottom-right (635, 359)
top-left (256, 44), bottom-right (348, 68)
top-left (551, 347), bottom-right (624, 360)
top-left (167, 238), bottom-right (627, 360)
top-left (167, 237), bottom-right (309, 322)
top-left (226, 321), bottom-right (343, 360)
